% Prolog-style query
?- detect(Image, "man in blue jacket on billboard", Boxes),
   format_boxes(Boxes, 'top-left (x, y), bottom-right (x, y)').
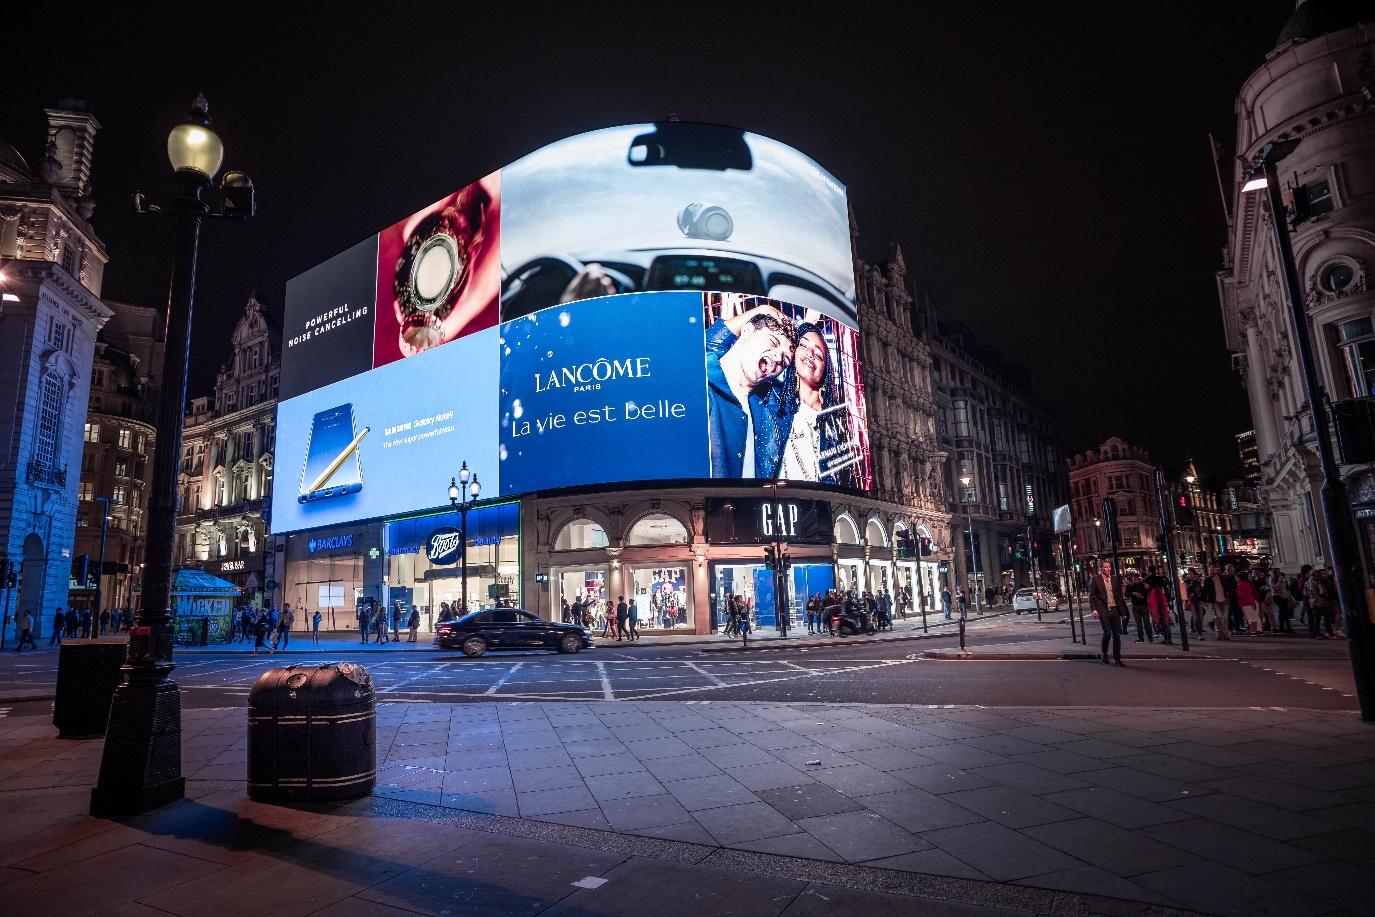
top-left (706, 309), bottom-right (795, 477)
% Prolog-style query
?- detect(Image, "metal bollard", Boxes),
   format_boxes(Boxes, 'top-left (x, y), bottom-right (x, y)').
top-left (959, 615), bottom-right (966, 652)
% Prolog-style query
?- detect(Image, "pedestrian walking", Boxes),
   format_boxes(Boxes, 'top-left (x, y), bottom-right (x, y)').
top-left (627, 599), bottom-right (640, 641)
top-left (49, 608), bottom-right (64, 646)
top-left (374, 604), bottom-right (389, 644)
top-left (1126, 573), bottom-right (1152, 643)
top-left (1090, 559), bottom-right (1127, 667)
top-left (98, 607), bottom-right (111, 637)
top-left (941, 586), bottom-right (953, 621)
top-left (1305, 569), bottom-right (1336, 638)
top-left (14, 609), bottom-right (37, 651)
top-left (956, 588), bottom-right (968, 620)
top-left (1146, 572), bottom-right (1173, 645)
top-left (615, 596), bottom-right (629, 641)
top-left (251, 612), bottom-right (272, 656)
top-left (391, 604), bottom-right (402, 642)
top-left (407, 606), bottom-right (420, 642)
top-left (358, 604), bottom-right (370, 643)
top-left (312, 609), bottom-right (322, 644)
top-left (276, 604), bottom-right (294, 649)
top-left (1237, 574), bottom-right (1261, 636)
top-left (1202, 564), bottom-right (1233, 640)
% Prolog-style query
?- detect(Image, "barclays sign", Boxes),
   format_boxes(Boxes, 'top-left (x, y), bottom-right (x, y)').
top-left (425, 527), bottom-right (464, 565)
top-left (308, 534), bottom-right (354, 553)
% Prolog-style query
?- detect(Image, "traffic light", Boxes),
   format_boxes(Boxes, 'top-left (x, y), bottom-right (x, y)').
top-left (764, 545), bottom-right (777, 571)
top-left (1175, 493), bottom-right (1196, 526)
top-left (919, 536), bottom-right (933, 557)
top-left (780, 550), bottom-right (792, 571)
top-left (1014, 537), bottom-right (1026, 560)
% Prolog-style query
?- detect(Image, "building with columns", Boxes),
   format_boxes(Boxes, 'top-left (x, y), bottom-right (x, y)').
top-left (71, 299), bottom-right (163, 614)
top-left (0, 102), bottom-right (112, 630)
top-left (1068, 438), bottom-right (1162, 575)
top-left (172, 293), bottom-right (279, 604)
top-left (1217, 1), bottom-right (1375, 573)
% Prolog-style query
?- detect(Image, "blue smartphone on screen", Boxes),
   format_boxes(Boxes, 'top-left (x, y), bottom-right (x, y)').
top-left (298, 404), bottom-right (367, 504)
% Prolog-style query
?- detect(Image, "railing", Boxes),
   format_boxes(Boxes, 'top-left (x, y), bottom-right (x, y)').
top-left (26, 460), bottom-right (66, 489)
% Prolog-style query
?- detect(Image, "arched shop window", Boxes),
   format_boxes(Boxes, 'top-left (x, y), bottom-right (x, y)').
top-left (554, 519), bottom-right (609, 551)
top-left (866, 517), bottom-right (888, 547)
top-left (834, 514), bottom-right (861, 545)
top-left (625, 513), bottom-right (689, 546)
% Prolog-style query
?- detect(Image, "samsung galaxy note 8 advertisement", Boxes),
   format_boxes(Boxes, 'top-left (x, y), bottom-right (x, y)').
top-left (272, 328), bottom-right (501, 534)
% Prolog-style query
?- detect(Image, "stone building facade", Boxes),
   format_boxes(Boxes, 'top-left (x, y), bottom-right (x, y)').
top-left (1068, 438), bottom-right (1163, 575)
top-left (1217, 2), bottom-right (1375, 573)
top-left (927, 317), bottom-right (1068, 597)
top-left (0, 102), bottom-right (112, 630)
top-left (172, 294), bottom-right (279, 604)
top-left (71, 299), bottom-right (162, 613)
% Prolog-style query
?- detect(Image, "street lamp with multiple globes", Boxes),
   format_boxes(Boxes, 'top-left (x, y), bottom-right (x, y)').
top-left (1243, 137), bottom-right (1375, 720)
top-left (91, 95), bottom-right (255, 816)
top-left (1185, 473), bottom-right (1207, 568)
top-left (448, 462), bottom-right (481, 613)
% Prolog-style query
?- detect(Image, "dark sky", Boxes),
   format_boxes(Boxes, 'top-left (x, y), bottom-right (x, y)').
top-left (2, 4), bottom-right (1300, 476)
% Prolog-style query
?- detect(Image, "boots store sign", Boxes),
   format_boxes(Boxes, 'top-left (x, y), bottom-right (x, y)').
top-left (425, 527), bottom-right (464, 565)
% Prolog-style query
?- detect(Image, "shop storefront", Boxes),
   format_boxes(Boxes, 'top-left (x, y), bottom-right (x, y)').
top-left (382, 502), bottom-right (521, 628)
top-left (281, 524), bottom-right (380, 632)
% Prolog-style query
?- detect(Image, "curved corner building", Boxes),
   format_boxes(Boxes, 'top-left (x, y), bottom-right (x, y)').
top-left (272, 121), bottom-right (954, 635)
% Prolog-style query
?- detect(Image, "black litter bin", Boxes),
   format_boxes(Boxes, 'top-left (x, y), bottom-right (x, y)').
top-left (247, 662), bottom-right (376, 802)
top-left (53, 638), bottom-right (128, 738)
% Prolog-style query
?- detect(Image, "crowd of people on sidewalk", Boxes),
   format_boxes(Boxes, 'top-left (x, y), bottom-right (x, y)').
top-left (1088, 558), bottom-right (1345, 666)
top-left (11, 605), bottom-right (136, 651)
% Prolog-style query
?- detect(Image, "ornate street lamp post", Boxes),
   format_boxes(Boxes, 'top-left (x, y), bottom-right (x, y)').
top-left (92, 96), bottom-right (254, 815)
top-left (448, 462), bottom-right (481, 613)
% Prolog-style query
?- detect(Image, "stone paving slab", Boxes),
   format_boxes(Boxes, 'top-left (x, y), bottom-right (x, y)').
top-left (3, 700), bottom-right (1375, 915)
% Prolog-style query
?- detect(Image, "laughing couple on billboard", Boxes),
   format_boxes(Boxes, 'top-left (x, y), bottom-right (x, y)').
top-left (705, 294), bottom-right (864, 488)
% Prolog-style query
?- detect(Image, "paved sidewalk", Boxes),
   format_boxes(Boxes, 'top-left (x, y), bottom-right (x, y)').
top-left (4, 699), bottom-right (1374, 915)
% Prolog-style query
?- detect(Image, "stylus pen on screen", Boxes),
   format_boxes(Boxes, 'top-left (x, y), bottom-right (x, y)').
top-left (307, 426), bottom-right (369, 493)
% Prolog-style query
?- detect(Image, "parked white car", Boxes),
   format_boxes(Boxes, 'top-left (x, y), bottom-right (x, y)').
top-left (1012, 588), bottom-right (1055, 614)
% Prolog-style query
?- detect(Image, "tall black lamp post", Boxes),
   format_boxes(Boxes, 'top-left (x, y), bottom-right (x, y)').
top-left (448, 462), bottom-right (481, 612)
top-left (960, 474), bottom-right (981, 614)
top-left (93, 495), bottom-right (112, 620)
top-left (1246, 138), bottom-right (1375, 719)
top-left (92, 96), bottom-right (254, 815)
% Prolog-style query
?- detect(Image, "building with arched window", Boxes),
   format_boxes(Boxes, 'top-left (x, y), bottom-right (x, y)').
top-left (1218, 2), bottom-right (1375, 572)
top-left (0, 101), bottom-right (112, 630)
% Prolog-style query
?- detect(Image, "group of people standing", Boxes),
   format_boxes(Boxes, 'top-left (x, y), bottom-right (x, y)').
top-left (11, 605), bottom-right (134, 651)
top-left (803, 589), bottom-right (895, 635)
top-left (1183, 563), bottom-right (1338, 640)
top-left (1090, 559), bottom-right (1344, 665)
top-left (234, 604), bottom-right (309, 655)
top-left (358, 602), bottom-right (422, 644)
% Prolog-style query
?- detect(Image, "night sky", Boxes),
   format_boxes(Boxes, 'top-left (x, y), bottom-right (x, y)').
top-left (2, 4), bottom-right (1301, 476)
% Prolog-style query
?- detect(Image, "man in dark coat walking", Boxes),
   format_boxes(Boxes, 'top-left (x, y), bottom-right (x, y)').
top-left (1089, 559), bottom-right (1128, 667)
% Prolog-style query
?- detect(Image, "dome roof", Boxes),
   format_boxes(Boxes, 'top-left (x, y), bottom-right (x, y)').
top-left (0, 139), bottom-right (31, 179)
top-left (1274, 0), bottom-right (1375, 50)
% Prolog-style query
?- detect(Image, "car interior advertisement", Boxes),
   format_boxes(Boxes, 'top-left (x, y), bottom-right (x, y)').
top-left (374, 171), bottom-right (501, 368)
top-left (279, 236), bottom-right (379, 401)
top-left (499, 122), bottom-right (854, 323)
top-left (271, 327), bottom-right (500, 533)
top-left (704, 293), bottom-right (870, 488)
top-left (498, 291), bottom-right (709, 495)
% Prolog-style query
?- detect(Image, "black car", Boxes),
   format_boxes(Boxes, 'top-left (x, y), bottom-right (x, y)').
top-left (435, 608), bottom-right (593, 657)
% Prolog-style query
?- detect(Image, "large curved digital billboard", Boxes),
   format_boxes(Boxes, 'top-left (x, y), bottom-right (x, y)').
top-left (273, 122), bottom-right (867, 534)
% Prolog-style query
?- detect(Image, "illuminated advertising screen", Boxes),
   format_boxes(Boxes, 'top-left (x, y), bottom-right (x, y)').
top-left (273, 122), bottom-right (865, 533)
top-left (272, 328), bottom-right (500, 534)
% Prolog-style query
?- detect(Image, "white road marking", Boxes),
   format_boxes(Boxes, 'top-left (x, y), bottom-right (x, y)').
top-left (684, 661), bottom-right (728, 686)
top-left (484, 662), bottom-right (525, 696)
top-left (380, 662), bottom-right (451, 694)
top-left (595, 661), bottom-right (614, 701)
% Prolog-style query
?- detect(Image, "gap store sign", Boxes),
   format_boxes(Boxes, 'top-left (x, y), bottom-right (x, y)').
top-left (273, 123), bottom-right (871, 535)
